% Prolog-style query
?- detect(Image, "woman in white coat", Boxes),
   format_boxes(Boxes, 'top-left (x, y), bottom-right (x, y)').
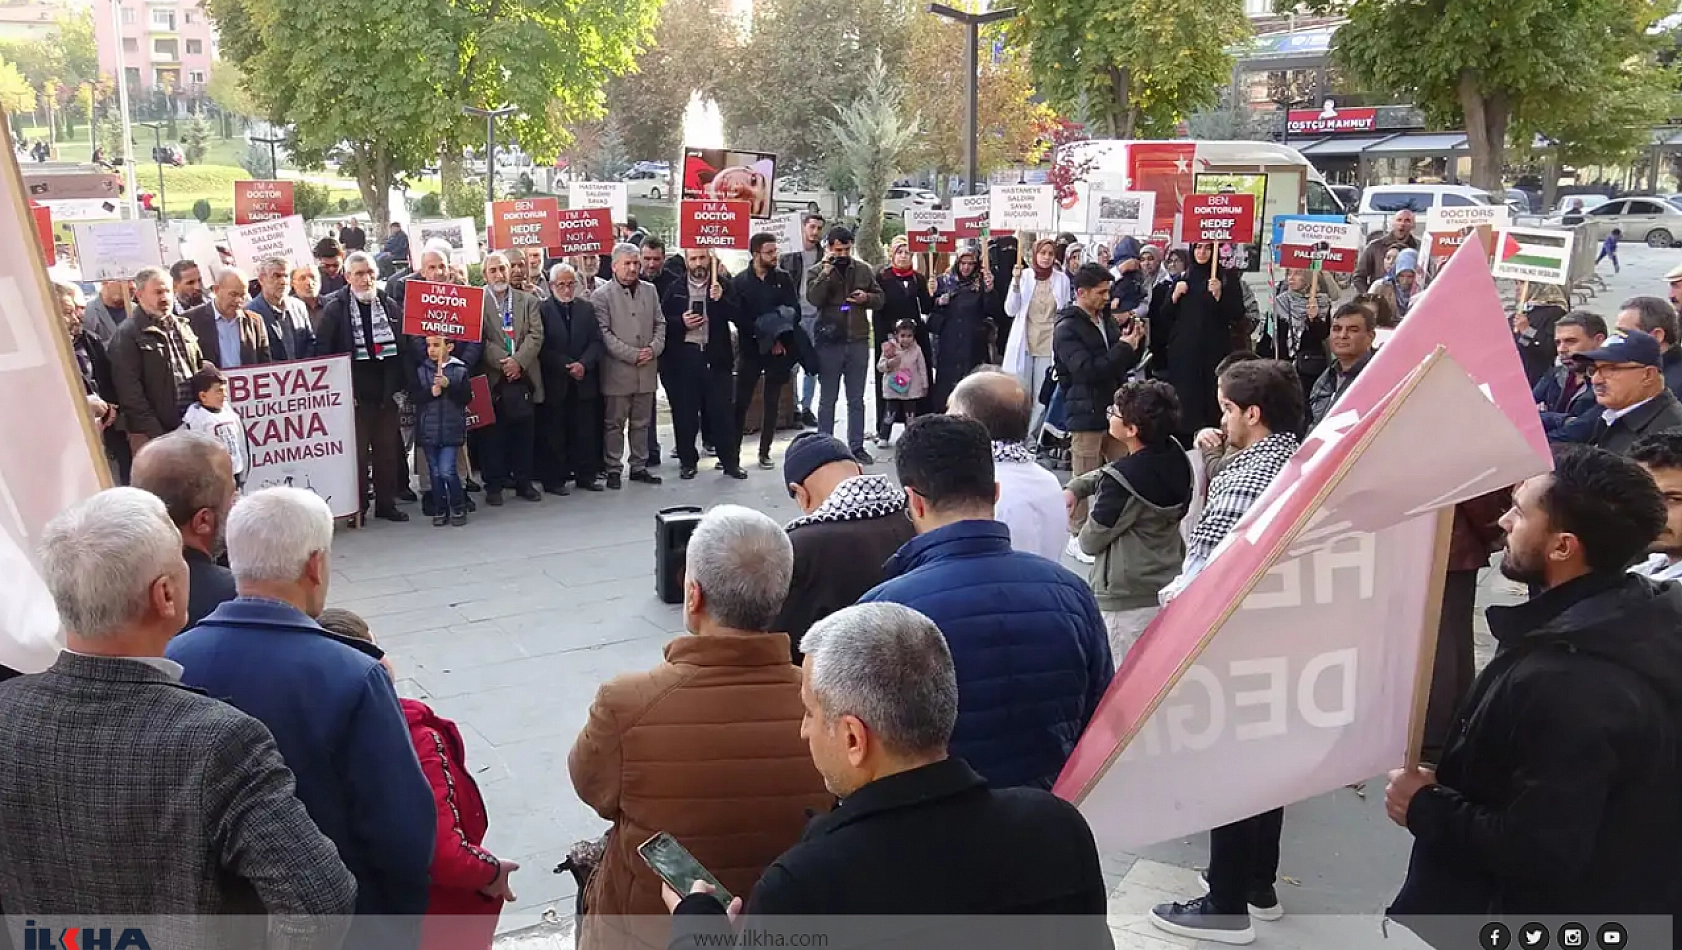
top-left (1002, 238), bottom-right (1071, 433)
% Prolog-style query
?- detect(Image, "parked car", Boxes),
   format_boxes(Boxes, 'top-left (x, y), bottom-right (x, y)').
top-left (1354, 183), bottom-right (1495, 239)
top-left (846, 187), bottom-right (941, 219)
top-left (774, 177), bottom-right (842, 218)
top-left (622, 166), bottom-right (670, 201)
top-left (1553, 194), bottom-right (1611, 218)
top-left (1329, 184), bottom-right (1361, 211)
top-left (1581, 196), bottom-right (1682, 247)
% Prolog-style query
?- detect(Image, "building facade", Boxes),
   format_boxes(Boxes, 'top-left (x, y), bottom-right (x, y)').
top-left (92, 0), bottom-right (218, 98)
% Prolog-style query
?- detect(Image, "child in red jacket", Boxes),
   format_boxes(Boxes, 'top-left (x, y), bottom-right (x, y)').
top-left (317, 608), bottom-right (516, 950)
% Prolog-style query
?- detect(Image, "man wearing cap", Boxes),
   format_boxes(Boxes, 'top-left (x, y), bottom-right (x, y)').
top-left (1576, 329), bottom-right (1682, 455)
top-left (1664, 262), bottom-right (1682, 311)
top-left (1613, 296), bottom-right (1682, 400)
top-left (773, 432), bottom-right (914, 663)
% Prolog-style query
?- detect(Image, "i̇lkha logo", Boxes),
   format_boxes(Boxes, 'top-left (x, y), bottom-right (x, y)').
top-left (22, 921), bottom-right (150, 950)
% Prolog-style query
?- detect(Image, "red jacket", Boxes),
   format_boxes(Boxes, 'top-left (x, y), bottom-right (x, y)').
top-left (402, 698), bottom-right (504, 950)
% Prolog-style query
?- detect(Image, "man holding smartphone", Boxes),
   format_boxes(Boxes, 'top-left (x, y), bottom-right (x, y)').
top-left (807, 226), bottom-right (885, 464)
top-left (660, 249), bottom-right (747, 480)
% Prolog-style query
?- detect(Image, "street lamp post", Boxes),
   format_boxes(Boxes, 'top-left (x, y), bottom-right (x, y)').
top-left (250, 133), bottom-right (284, 177)
top-left (109, 0), bottom-right (139, 218)
top-left (928, 3), bottom-right (1016, 197)
top-left (135, 121), bottom-right (165, 219)
top-left (462, 105), bottom-right (517, 206)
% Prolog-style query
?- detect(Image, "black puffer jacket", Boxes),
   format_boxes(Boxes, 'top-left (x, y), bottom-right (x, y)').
top-left (1389, 571), bottom-right (1682, 925)
top-left (1051, 304), bottom-right (1138, 433)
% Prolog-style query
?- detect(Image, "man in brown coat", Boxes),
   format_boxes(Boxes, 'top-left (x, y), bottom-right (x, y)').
top-left (479, 251), bottom-right (546, 505)
top-left (569, 504), bottom-right (831, 949)
top-left (593, 243), bottom-right (666, 489)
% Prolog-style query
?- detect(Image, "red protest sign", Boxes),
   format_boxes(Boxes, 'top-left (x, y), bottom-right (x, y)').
top-left (553, 207), bottom-right (613, 256)
top-left (465, 375), bottom-right (495, 430)
top-left (1277, 219), bottom-right (1360, 273)
top-left (907, 229), bottom-right (956, 254)
top-left (1182, 193), bottom-right (1256, 244)
top-left (29, 200), bottom-right (52, 266)
top-left (402, 280), bottom-right (484, 342)
top-left (1429, 224), bottom-right (1496, 260)
top-left (489, 197), bottom-right (562, 250)
top-left (678, 200), bottom-right (751, 250)
top-left (233, 180), bottom-right (295, 225)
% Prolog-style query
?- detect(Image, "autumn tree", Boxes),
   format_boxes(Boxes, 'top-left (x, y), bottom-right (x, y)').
top-left (1315, 0), bottom-right (1676, 190)
top-left (828, 55), bottom-right (920, 265)
top-left (903, 16), bottom-right (1054, 181)
top-left (603, 0), bottom-right (739, 161)
top-left (1015, 0), bottom-right (1247, 138)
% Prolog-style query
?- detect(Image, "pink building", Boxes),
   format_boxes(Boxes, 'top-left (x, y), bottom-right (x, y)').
top-left (92, 0), bottom-right (219, 99)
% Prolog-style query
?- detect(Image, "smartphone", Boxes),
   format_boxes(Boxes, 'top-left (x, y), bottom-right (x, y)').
top-left (689, 300), bottom-right (705, 316)
top-left (637, 832), bottom-right (733, 906)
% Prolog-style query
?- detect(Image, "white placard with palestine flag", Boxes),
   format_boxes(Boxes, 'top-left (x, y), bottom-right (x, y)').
top-left (1490, 225), bottom-right (1575, 285)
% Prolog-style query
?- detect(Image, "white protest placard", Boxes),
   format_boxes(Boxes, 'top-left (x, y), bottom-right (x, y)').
top-left (417, 217), bottom-right (482, 265)
top-left (1089, 189), bottom-right (1156, 238)
top-left (904, 208), bottom-right (953, 235)
top-left (989, 184), bottom-right (1057, 231)
top-left (70, 220), bottom-right (166, 280)
top-left (227, 214), bottom-right (314, 274)
top-left (223, 355), bottom-right (359, 518)
top-left (568, 181), bottom-right (630, 224)
top-left (1279, 219), bottom-right (1362, 272)
top-left (952, 194), bottom-right (990, 237)
top-left (1424, 204), bottom-right (1509, 235)
top-left (1491, 225), bottom-right (1576, 286)
top-left (758, 211), bottom-right (802, 252)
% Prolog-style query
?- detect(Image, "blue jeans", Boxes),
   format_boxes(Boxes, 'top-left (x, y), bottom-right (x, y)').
top-left (1044, 382), bottom-right (1069, 435)
top-left (817, 339), bottom-right (870, 452)
top-left (424, 443), bottom-right (461, 509)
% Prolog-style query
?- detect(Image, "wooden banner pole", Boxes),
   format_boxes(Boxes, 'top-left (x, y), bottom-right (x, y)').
top-left (1404, 506), bottom-right (1458, 770)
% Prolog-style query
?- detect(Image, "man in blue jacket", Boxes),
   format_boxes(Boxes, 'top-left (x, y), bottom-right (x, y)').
top-left (167, 486), bottom-right (435, 941)
top-left (860, 414), bottom-right (1113, 790)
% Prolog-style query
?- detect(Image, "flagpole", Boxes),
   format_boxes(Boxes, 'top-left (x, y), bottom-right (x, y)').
top-left (1404, 507), bottom-right (1457, 770)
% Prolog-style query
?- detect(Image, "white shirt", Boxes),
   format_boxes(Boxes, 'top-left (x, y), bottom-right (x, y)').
top-left (994, 461), bottom-right (1068, 562)
top-left (1603, 394), bottom-right (1658, 425)
top-left (183, 402), bottom-right (250, 478)
top-left (1631, 553), bottom-right (1682, 582)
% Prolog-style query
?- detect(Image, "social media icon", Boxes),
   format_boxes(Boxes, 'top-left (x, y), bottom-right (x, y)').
top-left (1596, 922), bottom-right (1628, 948)
top-left (1482, 922), bottom-right (1514, 950)
top-left (1560, 923), bottom-right (1587, 947)
top-left (1522, 923), bottom-right (1551, 949)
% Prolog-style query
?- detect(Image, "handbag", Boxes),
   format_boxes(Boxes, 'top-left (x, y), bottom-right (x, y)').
top-left (554, 832), bottom-right (609, 922)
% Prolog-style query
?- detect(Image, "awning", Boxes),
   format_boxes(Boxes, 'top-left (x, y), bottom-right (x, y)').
top-left (1360, 132), bottom-right (1469, 156)
top-left (1299, 135), bottom-right (1397, 157)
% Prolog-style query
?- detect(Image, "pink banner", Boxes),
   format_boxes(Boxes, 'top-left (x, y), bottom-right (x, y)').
top-left (1055, 240), bottom-right (1553, 852)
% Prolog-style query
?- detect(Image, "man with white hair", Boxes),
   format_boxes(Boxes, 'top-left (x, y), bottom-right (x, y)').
top-left (0, 489), bottom-right (357, 940)
top-left (183, 267), bottom-right (273, 369)
top-left (248, 256), bottom-right (319, 361)
top-left (315, 250), bottom-right (411, 521)
top-left (168, 487), bottom-right (435, 929)
top-left (536, 261), bottom-right (605, 492)
top-left (570, 504), bottom-right (829, 941)
top-left (109, 265), bottom-right (206, 453)
top-left (387, 239), bottom-right (454, 306)
top-left (592, 242), bottom-right (666, 488)
top-left (663, 601), bottom-right (1109, 942)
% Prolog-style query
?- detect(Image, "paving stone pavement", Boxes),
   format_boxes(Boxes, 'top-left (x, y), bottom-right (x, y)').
top-left (320, 244), bottom-right (1681, 944)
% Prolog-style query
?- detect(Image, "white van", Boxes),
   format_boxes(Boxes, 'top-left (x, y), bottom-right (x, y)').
top-left (1355, 184), bottom-right (1495, 240)
top-left (1051, 139), bottom-right (1347, 245)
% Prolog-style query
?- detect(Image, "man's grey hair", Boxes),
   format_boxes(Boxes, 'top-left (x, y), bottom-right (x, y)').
top-left (38, 487), bottom-right (182, 640)
top-left (1620, 296), bottom-right (1679, 346)
top-left (948, 367), bottom-right (1032, 444)
top-left (420, 240), bottom-right (454, 266)
top-left (258, 257), bottom-right (291, 278)
top-left (213, 267), bottom-right (248, 290)
top-left (611, 242), bottom-right (640, 263)
top-left (344, 250), bottom-right (377, 274)
top-left (483, 250), bottom-right (510, 271)
top-left (548, 262), bottom-right (577, 283)
top-left (226, 487), bottom-right (334, 583)
top-left (801, 603), bottom-right (958, 755)
top-left (134, 265), bottom-right (168, 289)
top-left (684, 504), bottom-right (794, 631)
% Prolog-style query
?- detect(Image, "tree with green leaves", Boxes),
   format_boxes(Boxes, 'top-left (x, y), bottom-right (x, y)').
top-left (826, 55), bottom-right (919, 265)
top-left (205, 63), bottom-right (257, 138)
top-left (293, 181), bottom-right (332, 220)
top-left (0, 57), bottom-right (34, 116)
top-left (1016, 0), bottom-right (1247, 138)
top-left (602, 0), bottom-right (737, 161)
top-left (1312, 0), bottom-right (1677, 190)
top-left (207, 0), bottom-right (657, 228)
top-left (181, 111), bottom-right (212, 164)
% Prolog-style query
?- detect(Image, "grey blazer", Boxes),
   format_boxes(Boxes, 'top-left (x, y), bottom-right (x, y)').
top-left (0, 652), bottom-right (357, 950)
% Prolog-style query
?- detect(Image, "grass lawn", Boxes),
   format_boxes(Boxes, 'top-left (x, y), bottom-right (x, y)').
top-left (130, 163), bottom-right (362, 224)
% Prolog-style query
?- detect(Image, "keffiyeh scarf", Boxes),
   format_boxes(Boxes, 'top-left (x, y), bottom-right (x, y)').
top-left (992, 441), bottom-right (1037, 465)
top-left (785, 474), bottom-right (905, 531)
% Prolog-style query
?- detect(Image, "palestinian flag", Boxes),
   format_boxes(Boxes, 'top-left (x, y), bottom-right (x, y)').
top-left (1493, 227), bottom-right (1574, 284)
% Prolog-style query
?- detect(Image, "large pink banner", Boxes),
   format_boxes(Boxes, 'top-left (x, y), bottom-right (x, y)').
top-left (0, 132), bottom-right (109, 673)
top-left (1055, 240), bottom-right (1553, 851)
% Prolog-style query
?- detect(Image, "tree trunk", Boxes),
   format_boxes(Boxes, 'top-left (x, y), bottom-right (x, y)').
top-left (1458, 71), bottom-right (1508, 192)
top-left (353, 144), bottom-right (392, 231)
top-left (1103, 66), bottom-right (1132, 139)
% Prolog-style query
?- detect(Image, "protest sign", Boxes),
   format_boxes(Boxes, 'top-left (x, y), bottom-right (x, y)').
top-left (552, 207), bottom-right (614, 256)
top-left (1193, 173), bottom-right (1267, 271)
top-left (678, 199), bottom-right (751, 250)
top-left (233, 180), bottom-right (295, 224)
top-left (681, 146), bottom-right (776, 218)
top-left (465, 375), bottom-right (495, 430)
top-left (1182, 193), bottom-right (1257, 245)
top-left (1425, 206), bottom-right (1509, 259)
top-left (758, 212), bottom-right (802, 252)
top-left (417, 217), bottom-right (482, 265)
top-left (1491, 226), bottom-right (1576, 285)
top-left (1055, 240), bottom-right (1551, 852)
top-left (488, 197), bottom-right (562, 251)
top-left (402, 280), bottom-right (485, 342)
top-left (568, 180), bottom-right (630, 223)
top-left (1428, 225), bottom-right (1497, 259)
top-left (223, 355), bottom-right (359, 518)
top-left (905, 208), bottom-right (955, 253)
top-left (29, 201), bottom-right (52, 266)
top-left (227, 214), bottom-right (313, 274)
top-left (1089, 189), bottom-right (1155, 238)
top-left (0, 128), bottom-right (110, 676)
top-left (952, 194), bottom-right (989, 237)
top-left (989, 184), bottom-right (1057, 231)
top-left (1278, 219), bottom-right (1360, 272)
top-left (71, 220), bottom-right (167, 280)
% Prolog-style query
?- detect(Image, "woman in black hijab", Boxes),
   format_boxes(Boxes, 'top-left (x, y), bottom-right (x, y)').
top-left (928, 246), bottom-right (994, 411)
top-left (1158, 241), bottom-right (1248, 438)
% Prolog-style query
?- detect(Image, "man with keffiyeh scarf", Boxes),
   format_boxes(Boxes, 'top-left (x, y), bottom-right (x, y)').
top-left (316, 250), bottom-right (411, 522)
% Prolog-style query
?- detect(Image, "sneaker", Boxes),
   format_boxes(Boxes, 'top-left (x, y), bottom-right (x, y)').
top-left (703, 442), bottom-right (716, 457)
top-left (758, 455), bottom-right (775, 470)
top-left (450, 509), bottom-right (468, 527)
top-left (629, 469), bottom-right (663, 485)
top-left (680, 465), bottom-right (698, 480)
top-left (1065, 537), bottom-right (1095, 565)
top-left (1198, 872), bottom-right (1284, 922)
top-left (432, 510), bottom-right (449, 527)
top-left (577, 478), bottom-right (605, 492)
top-left (485, 490), bottom-right (504, 507)
top-left (853, 448), bottom-right (875, 465)
top-left (1148, 896), bottom-right (1254, 946)
top-left (606, 472), bottom-right (623, 490)
top-left (723, 466), bottom-right (748, 480)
